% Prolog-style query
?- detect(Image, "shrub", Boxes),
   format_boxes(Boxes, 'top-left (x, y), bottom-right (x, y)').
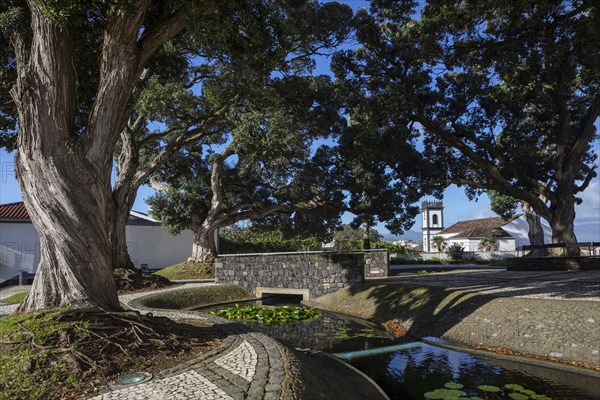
top-left (373, 241), bottom-right (417, 258)
top-left (479, 236), bottom-right (498, 251)
top-left (432, 236), bottom-right (447, 252)
top-left (446, 243), bottom-right (465, 260)
top-left (333, 238), bottom-right (363, 251)
top-left (220, 228), bottom-right (321, 254)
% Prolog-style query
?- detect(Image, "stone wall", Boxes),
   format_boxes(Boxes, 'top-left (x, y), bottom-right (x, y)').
top-left (215, 251), bottom-right (388, 299)
top-left (507, 257), bottom-right (600, 271)
top-left (364, 251), bottom-right (389, 278)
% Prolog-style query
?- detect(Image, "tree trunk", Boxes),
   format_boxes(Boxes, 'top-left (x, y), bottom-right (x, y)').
top-left (189, 225), bottom-right (217, 263)
top-left (523, 203), bottom-right (549, 257)
top-left (109, 191), bottom-right (136, 270)
top-left (362, 222), bottom-right (371, 250)
top-left (16, 152), bottom-right (121, 312)
top-left (549, 195), bottom-right (579, 256)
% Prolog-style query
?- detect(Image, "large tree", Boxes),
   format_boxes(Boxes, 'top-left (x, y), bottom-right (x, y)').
top-left (488, 191), bottom-right (549, 256)
top-left (108, 1), bottom-right (352, 269)
top-left (147, 75), bottom-right (347, 262)
top-left (0, 0), bottom-right (351, 311)
top-left (333, 0), bottom-right (599, 254)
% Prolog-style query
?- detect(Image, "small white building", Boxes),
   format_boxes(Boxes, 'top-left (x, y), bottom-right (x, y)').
top-left (0, 202), bottom-right (193, 283)
top-left (421, 201), bottom-right (552, 252)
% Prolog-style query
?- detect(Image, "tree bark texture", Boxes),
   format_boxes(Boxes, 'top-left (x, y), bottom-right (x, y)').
top-left (549, 193), bottom-right (580, 256)
top-left (9, 1), bottom-right (183, 311)
top-left (189, 225), bottom-right (218, 263)
top-left (110, 188), bottom-right (136, 269)
top-left (522, 203), bottom-right (549, 257)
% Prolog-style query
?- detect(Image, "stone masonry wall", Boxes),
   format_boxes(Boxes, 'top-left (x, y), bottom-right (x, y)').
top-left (364, 251), bottom-right (389, 278)
top-left (215, 251), bottom-right (388, 299)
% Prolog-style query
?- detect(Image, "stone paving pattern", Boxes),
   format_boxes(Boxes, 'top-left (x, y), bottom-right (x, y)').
top-left (2, 267), bottom-right (599, 399)
top-left (87, 308), bottom-right (301, 400)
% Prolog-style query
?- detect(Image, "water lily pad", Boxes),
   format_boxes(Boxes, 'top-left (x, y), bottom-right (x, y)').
top-left (505, 384), bottom-right (525, 391)
top-left (424, 388), bottom-right (467, 399)
top-left (508, 393), bottom-right (529, 400)
top-left (424, 390), bottom-right (446, 399)
top-left (468, 397), bottom-right (485, 400)
top-left (478, 385), bottom-right (500, 393)
top-left (530, 395), bottom-right (551, 400)
top-left (444, 382), bottom-right (465, 389)
top-left (520, 389), bottom-right (536, 396)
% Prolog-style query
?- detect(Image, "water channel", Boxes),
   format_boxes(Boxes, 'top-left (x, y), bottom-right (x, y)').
top-left (205, 298), bottom-right (600, 400)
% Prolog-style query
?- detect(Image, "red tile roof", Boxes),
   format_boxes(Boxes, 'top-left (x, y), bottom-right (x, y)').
top-left (0, 202), bottom-right (30, 221)
top-left (439, 215), bottom-right (521, 239)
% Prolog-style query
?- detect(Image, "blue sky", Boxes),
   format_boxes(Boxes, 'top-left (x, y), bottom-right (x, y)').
top-left (0, 0), bottom-right (598, 241)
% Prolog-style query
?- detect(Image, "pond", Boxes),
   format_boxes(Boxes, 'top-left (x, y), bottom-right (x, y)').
top-left (342, 340), bottom-right (600, 400)
top-left (205, 299), bottom-right (600, 400)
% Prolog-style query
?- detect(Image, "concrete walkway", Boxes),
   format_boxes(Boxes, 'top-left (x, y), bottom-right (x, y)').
top-left (386, 267), bottom-right (600, 301)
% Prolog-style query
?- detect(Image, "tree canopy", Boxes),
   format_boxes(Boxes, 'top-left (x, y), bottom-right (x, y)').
top-left (333, 0), bottom-right (599, 251)
top-left (0, 0), bottom-right (353, 311)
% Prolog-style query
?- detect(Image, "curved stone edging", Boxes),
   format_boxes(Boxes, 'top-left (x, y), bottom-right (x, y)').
top-left (105, 286), bottom-right (386, 400)
top-left (311, 283), bottom-right (600, 367)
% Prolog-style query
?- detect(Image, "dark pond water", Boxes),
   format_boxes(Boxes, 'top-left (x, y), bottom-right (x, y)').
top-left (345, 340), bottom-right (600, 400)
top-left (204, 300), bottom-right (600, 400)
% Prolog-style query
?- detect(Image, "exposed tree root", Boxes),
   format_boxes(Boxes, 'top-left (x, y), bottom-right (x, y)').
top-left (0, 309), bottom-right (225, 399)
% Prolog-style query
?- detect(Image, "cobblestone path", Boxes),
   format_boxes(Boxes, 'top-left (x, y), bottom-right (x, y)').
top-left (89, 286), bottom-right (300, 400)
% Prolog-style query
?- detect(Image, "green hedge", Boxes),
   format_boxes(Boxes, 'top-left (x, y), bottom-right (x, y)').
top-left (220, 229), bottom-right (321, 254)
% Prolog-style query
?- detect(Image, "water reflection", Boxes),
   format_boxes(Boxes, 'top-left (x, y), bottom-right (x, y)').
top-left (349, 344), bottom-right (600, 400)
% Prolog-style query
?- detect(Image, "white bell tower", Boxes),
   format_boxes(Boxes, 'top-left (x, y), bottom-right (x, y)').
top-left (421, 200), bottom-right (444, 252)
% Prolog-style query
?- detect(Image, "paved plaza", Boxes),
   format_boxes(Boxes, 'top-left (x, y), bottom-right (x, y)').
top-left (1, 267), bottom-right (599, 399)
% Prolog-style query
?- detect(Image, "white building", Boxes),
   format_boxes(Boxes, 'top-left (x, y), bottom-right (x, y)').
top-left (421, 201), bottom-right (552, 252)
top-left (0, 202), bottom-right (193, 283)
top-left (421, 200), bottom-right (445, 252)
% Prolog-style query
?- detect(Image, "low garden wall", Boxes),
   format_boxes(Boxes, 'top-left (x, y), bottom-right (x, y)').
top-left (215, 251), bottom-right (388, 299)
top-left (507, 257), bottom-right (600, 271)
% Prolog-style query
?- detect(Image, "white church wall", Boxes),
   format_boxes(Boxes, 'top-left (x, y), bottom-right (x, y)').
top-left (126, 225), bottom-right (193, 270)
top-left (0, 220), bottom-right (193, 283)
top-left (0, 222), bottom-right (40, 281)
top-left (502, 215), bottom-right (552, 249)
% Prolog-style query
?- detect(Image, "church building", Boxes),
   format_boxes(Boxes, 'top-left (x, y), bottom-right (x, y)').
top-left (421, 201), bottom-right (552, 252)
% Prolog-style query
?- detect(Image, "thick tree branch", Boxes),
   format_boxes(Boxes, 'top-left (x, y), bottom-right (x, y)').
top-left (417, 113), bottom-right (549, 215)
top-left (138, 12), bottom-right (185, 67)
top-left (84, 0), bottom-right (149, 173)
top-left (567, 93), bottom-right (600, 170)
top-left (574, 164), bottom-right (597, 193)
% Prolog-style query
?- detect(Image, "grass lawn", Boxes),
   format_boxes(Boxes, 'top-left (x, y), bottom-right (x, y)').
top-left (136, 284), bottom-right (255, 310)
top-left (153, 261), bottom-right (214, 280)
top-left (0, 291), bottom-right (29, 304)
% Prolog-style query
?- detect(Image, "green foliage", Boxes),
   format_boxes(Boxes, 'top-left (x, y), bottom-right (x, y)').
top-left (372, 241), bottom-right (416, 257)
top-left (209, 305), bottom-right (319, 325)
top-left (431, 236), bottom-right (447, 252)
top-left (334, 0), bottom-right (600, 244)
top-left (0, 291), bottom-right (29, 304)
top-left (489, 191), bottom-right (519, 221)
top-left (446, 243), bottom-right (465, 261)
top-left (0, 310), bottom-right (88, 400)
top-left (424, 381), bottom-right (552, 399)
top-left (478, 236), bottom-right (498, 252)
top-left (333, 238), bottom-right (363, 251)
top-left (220, 227), bottom-right (321, 254)
top-left (416, 270), bottom-right (430, 275)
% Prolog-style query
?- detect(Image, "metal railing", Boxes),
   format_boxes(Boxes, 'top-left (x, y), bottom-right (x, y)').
top-left (519, 242), bottom-right (600, 256)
